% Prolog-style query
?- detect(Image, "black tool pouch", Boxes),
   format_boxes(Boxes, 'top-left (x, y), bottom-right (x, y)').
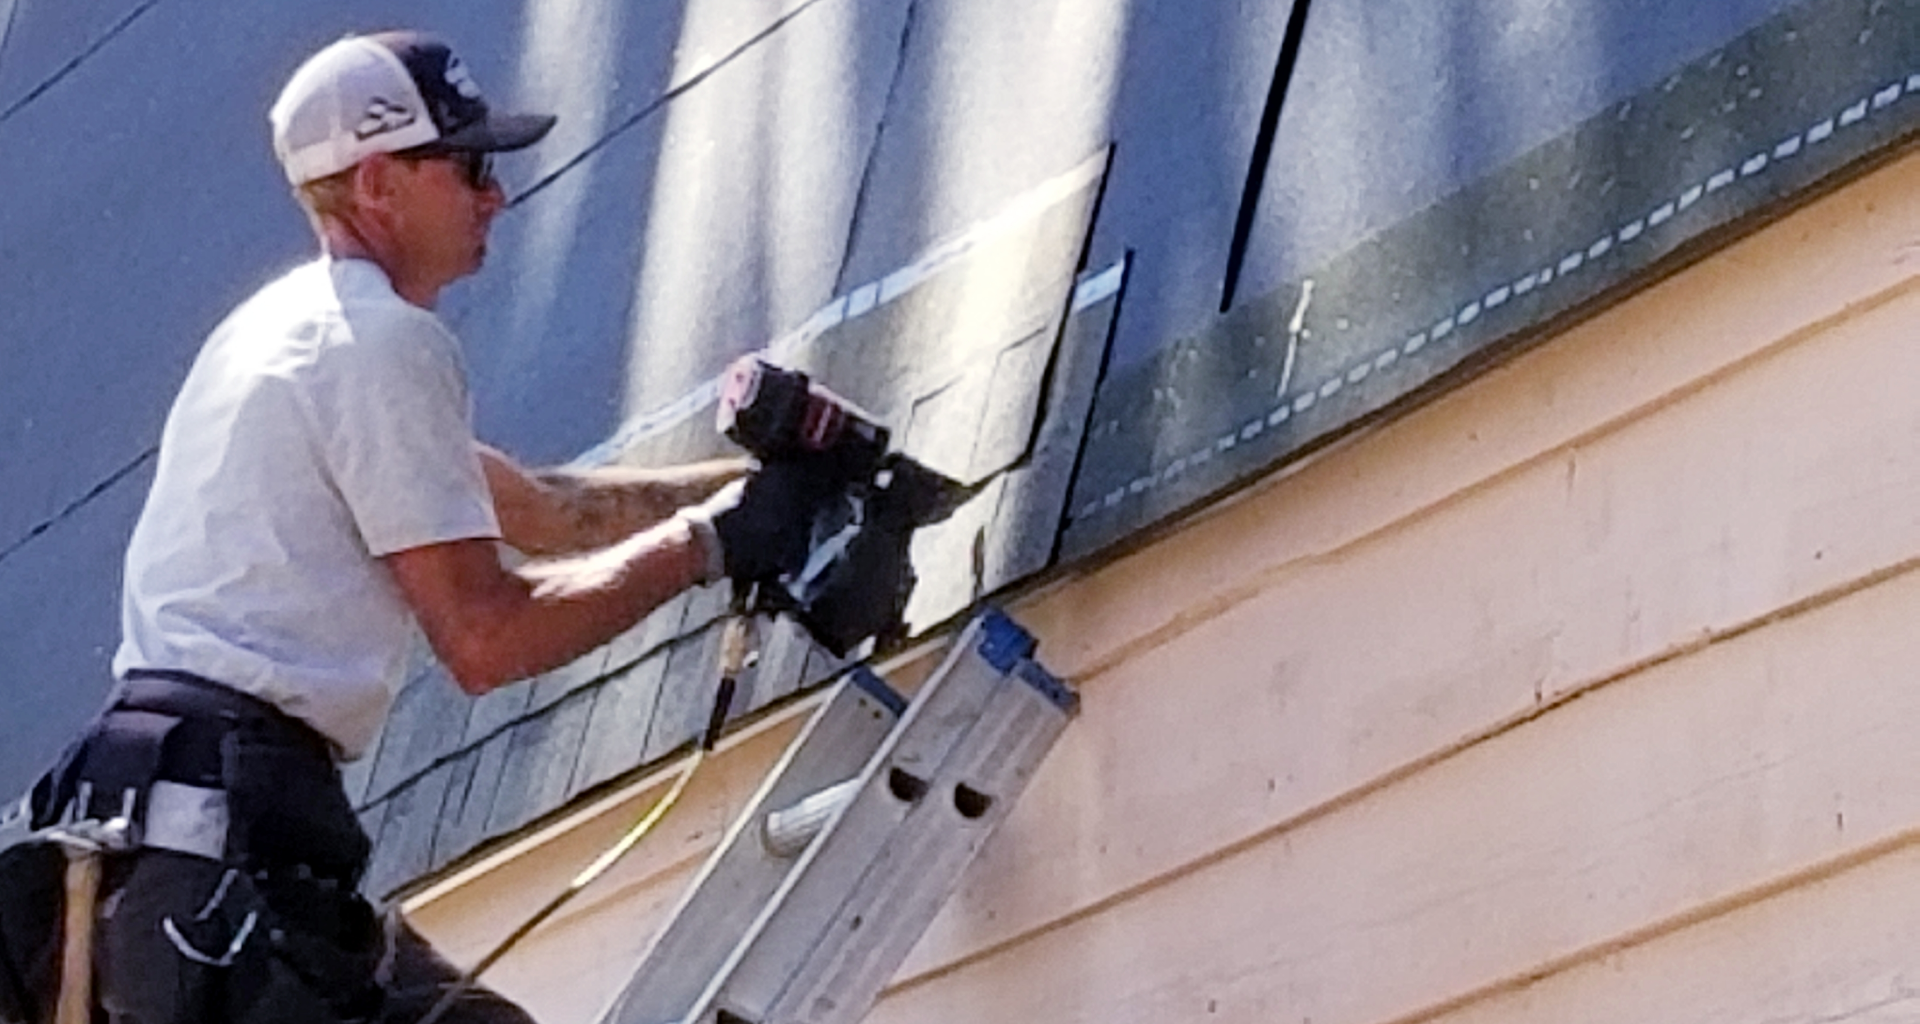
top-left (220, 723), bottom-right (369, 885)
top-left (214, 726), bottom-right (380, 1024)
top-left (203, 871), bottom-right (384, 1024)
top-left (25, 746), bottom-right (79, 833)
top-left (0, 840), bottom-right (62, 1024)
top-left (145, 862), bottom-right (383, 1024)
top-left (28, 710), bottom-right (181, 829)
top-left (252, 876), bottom-right (385, 1023)
top-left (11, 709), bottom-right (180, 1024)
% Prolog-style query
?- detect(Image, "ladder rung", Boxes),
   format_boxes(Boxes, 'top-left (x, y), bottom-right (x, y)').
top-left (761, 779), bottom-right (859, 858)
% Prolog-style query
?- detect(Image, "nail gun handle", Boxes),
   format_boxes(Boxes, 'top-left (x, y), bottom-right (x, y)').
top-left (703, 587), bottom-right (758, 751)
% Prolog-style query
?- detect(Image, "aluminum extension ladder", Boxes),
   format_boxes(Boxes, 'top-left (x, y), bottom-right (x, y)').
top-left (598, 608), bottom-right (1077, 1024)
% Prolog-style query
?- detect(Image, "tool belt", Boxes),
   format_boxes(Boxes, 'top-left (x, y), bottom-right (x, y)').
top-left (6, 672), bottom-right (384, 1024)
top-left (28, 670), bottom-right (369, 883)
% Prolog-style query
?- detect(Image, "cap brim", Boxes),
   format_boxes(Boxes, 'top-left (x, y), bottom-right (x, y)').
top-left (438, 112), bottom-right (557, 153)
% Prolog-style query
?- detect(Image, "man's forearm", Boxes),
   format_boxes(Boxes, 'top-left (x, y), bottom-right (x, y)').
top-left (385, 518), bottom-right (714, 695)
top-left (480, 445), bottom-right (747, 556)
top-left (532, 461), bottom-right (744, 543)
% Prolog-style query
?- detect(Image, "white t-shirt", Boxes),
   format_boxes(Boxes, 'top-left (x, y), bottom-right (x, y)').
top-left (113, 257), bottom-right (501, 760)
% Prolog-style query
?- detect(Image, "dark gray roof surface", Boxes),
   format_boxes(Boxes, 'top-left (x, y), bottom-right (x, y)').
top-left (4, 0), bottom-right (1911, 899)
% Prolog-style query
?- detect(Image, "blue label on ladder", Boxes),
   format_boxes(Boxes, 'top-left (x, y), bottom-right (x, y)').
top-left (974, 607), bottom-right (1038, 675)
top-left (1015, 660), bottom-right (1079, 714)
top-left (847, 665), bottom-right (908, 717)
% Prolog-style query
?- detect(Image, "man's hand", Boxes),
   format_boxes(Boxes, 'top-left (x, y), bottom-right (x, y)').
top-left (683, 462), bottom-right (837, 584)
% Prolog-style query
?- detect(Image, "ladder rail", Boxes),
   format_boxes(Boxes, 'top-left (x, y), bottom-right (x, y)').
top-left (597, 669), bottom-right (904, 1024)
top-left (767, 660), bottom-right (1074, 1024)
top-left (693, 616), bottom-right (1018, 1022)
top-left (602, 609), bottom-right (1076, 1024)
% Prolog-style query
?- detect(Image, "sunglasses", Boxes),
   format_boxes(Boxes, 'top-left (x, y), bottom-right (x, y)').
top-left (395, 147), bottom-right (495, 190)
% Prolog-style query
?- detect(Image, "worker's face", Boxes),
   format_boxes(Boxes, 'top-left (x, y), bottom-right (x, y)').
top-left (387, 150), bottom-right (506, 288)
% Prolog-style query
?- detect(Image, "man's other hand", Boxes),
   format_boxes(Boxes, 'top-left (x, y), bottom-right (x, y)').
top-left (685, 463), bottom-right (835, 584)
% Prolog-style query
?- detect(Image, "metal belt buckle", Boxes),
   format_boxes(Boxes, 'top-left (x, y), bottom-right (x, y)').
top-left (143, 782), bottom-right (228, 861)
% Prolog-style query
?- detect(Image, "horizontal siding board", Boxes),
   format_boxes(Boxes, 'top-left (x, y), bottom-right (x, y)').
top-left (903, 156), bottom-right (1920, 975)
top-left (877, 563), bottom-right (1920, 1024)
top-left (1439, 841), bottom-right (1920, 1024)
top-left (407, 722), bottom-right (819, 1022)
top-left (905, 279), bottom-right (1920, 979)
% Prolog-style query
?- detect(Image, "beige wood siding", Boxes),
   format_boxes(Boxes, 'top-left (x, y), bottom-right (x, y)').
top-left (407, 147), bottom-right (1920, 1024)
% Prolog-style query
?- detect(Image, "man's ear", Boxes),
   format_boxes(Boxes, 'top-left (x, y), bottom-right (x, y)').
top-left (350, 154), bottom-right (403, 211)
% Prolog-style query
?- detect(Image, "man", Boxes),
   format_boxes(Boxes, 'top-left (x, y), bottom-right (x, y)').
top-left (10, 29), bottom-right (824, 1024)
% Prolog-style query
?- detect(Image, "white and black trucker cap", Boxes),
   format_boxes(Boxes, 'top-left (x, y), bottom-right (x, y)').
top-left (270, 30), bottom-right (556, 186)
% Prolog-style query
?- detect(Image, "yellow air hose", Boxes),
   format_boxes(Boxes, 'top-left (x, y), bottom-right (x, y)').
top-left (417, 608), bottom-right (754, 1024)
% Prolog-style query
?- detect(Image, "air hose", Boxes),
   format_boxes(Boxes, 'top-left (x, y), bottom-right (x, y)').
top-left (417, 602), bottom-right (756, 1024)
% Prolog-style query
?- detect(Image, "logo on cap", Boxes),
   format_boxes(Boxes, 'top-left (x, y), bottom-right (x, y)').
top-left (444, 56), bottom-right (482, 100)
top-left (355, 97), bottom-right (418, 140)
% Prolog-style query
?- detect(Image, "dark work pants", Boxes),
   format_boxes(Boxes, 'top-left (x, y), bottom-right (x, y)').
top-left (97, 850), bottom-right (533, 1024)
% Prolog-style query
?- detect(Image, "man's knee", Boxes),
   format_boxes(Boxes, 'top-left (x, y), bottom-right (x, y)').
top-left (375, 913), bottom-right (535, 1024)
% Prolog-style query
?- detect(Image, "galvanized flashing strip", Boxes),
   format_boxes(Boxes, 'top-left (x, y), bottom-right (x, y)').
top-left (1063, 0), bottom-right (1920, 560)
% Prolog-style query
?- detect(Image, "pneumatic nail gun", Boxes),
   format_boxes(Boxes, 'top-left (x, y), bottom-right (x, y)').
top-left (716, 357), bottom-right (973, 656)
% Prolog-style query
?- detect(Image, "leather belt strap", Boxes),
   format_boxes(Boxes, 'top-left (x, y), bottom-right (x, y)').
top-left (116, 670), bottom-right (333, 763)
top-left (109, 670), bottom-right (331, 864)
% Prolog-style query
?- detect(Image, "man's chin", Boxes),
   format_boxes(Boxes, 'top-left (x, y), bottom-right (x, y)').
top-left (459, 245), bottom-right (488, 279)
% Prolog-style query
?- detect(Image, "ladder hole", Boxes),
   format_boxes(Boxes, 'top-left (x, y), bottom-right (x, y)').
top-left (716, 1011), bottom-right (758, 1024)
top-left (953, 784), bottom-right (993, 820)
top-left (887, 768), bottom-right (928, 803)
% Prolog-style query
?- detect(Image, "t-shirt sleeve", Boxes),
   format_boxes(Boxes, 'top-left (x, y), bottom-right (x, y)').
top-left (299, 309), bottom-right (501, 556)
